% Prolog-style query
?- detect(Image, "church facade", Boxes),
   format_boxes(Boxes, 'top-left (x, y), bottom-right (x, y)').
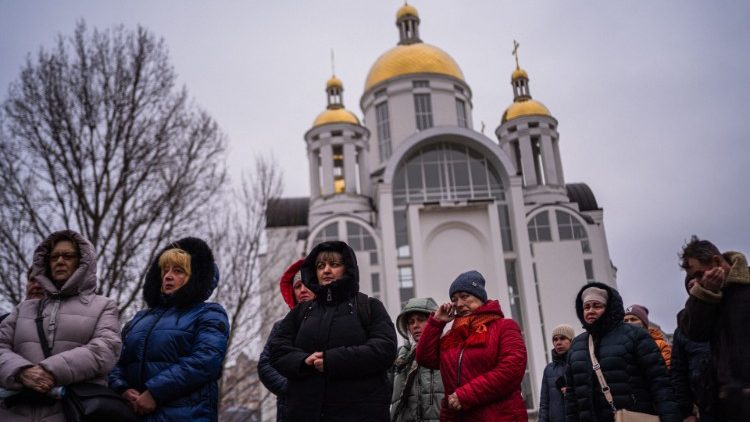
top-left (262, 4), bottom-right (617, 413)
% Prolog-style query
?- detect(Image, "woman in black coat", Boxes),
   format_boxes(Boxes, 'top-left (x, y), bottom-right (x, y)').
top-left (269, 241), bottom-right (397, 422)
top-left (565, 282), bottom-right (680, 422)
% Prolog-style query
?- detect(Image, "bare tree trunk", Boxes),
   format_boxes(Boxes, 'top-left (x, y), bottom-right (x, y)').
top-left (0, 21), bottom-right (226, 314)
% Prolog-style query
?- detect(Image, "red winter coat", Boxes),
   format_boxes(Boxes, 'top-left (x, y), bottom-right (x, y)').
top-left (415, 300), bottom-right (528, 421)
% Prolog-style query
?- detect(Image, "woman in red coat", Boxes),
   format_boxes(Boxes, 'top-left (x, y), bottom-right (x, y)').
top-left (415, 270), bottom-right (528, 421)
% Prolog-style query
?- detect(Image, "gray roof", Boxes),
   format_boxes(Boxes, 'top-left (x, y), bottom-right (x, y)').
top-left (266, 197), bottom-right (310, 228)
top-left (566, 183), bottom-right (600, 212)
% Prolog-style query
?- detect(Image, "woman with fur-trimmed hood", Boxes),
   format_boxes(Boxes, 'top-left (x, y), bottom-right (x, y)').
top-left (0, 230), bottom-right (122, 422)
top-left (109, 237), bottom-right (229, 421)
top-left (269, 241), bottom-right (397, 422)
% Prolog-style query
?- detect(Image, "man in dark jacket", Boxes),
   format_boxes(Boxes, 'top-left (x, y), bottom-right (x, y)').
top-left (565, 282), bottom-right (679, 422)
top-left (539, 324), bottom-right (574, 422)
top-left (677, 236), bottom-right (750, 421)
top-left (258, 259), bottom-right (315, 421)
top-left (269, 241), bottom-right (397, 422)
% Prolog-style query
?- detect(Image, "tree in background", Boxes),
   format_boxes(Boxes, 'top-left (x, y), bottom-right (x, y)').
top-left (208, 155), bottom-right (300, 412)
top-left (0, 21), bottom-right (227, 313)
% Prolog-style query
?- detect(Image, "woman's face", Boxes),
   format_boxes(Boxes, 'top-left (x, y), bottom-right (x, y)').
top-left (583, 300), bottom-right (606, 324)
top-left (316, 252), bottom-right (345, 286)
top-left (623, 315), bottom-right (645, 328)
top-left (406, 312), bottom-right (429, 343)
top-left (450, 291), bottom-right (483, 316)
top-left (162, 265), bottom-right (189, 294)
top-left (553, 335), bottom-right (572, 354)
top-left (293, 279), bottom-right (315, 303)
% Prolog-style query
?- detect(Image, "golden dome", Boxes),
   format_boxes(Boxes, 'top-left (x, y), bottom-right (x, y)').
top-left (312, 108), bottom-right (360, 127)
top-left (397, 4), bottom-right (419, 19)
top-left (365, 43), bottom-right (465, 91)
top-left (326, 76), bottom-right (343, 89)
top-left (511, 68), bottom-right (528, 81)
top-left (501, 99), bottom-right (551, 123)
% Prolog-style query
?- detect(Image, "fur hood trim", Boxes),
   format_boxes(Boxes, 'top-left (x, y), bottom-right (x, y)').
top-left (143, 237), bottom-right (218, 308)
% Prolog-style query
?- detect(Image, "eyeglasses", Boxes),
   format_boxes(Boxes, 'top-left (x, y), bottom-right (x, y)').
top-left (49, 253), bottom-right (78, 262)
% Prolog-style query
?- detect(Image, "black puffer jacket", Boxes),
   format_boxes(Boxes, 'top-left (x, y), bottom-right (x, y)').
top-left (258, 321), bottom-right (289, 421)
top-left (565, 282), bottom-right (679, 422)
top-left (670, 325), bottom-right (718, 420)
top-left (269, 241), bottom-right (397, 422)
top-left (539, 349), bottom-right (567, 422)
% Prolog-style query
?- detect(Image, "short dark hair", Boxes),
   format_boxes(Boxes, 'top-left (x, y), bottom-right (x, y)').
top-left (46, 232), bottom-right (80, 256)
top-left (679, 235), bottom-right (721, 270)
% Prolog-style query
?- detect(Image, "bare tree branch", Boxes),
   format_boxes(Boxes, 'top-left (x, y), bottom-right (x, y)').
top-left (0, 21), bottom-right (227, 315)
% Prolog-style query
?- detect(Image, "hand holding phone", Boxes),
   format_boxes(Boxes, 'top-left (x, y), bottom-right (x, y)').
top-left (434, 302), bottom-right (457, 322)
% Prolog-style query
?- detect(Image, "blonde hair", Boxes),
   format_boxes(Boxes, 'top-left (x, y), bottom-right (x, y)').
top-left (159, 248), bottom-right (192, 281)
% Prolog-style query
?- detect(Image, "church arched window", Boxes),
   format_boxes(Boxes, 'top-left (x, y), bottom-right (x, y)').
top-left (393, 142), bottom-right (504, 205)
top-left (555, 210), bottom-right (590, 253)
top-left (527, 211), bottom-right (552, 242)
top-left (311, 222), bottom-right (339, 246)
top-left (346, 221), bottom-right (376, 252)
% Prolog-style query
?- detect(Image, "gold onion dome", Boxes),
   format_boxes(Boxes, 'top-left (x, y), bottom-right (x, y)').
top-left (502, 99), bottom-right (551, 123)
top-left (511, 67), bottom-right (528, 81)
top-left (365, 43), bottom-right (465, 91)
top-left (326, 75), bottom-right (343, 89)
top-left (313, 108), bottom-right (360, 127)
top-left (397, 4), bottom-right (419, 19)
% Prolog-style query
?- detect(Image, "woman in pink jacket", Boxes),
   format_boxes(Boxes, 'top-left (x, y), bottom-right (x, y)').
top-left (416, 270), bottom-right (527, 421)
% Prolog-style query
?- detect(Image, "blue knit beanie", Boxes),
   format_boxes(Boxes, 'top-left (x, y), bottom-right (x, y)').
top-left (449, 270), bottom-right (488, 303)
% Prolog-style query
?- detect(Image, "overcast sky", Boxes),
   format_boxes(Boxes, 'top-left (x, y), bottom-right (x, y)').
top-left (2, 1), bottom-right (749, 332)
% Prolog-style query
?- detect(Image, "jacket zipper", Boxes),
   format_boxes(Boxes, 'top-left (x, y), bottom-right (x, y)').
top-left (456, 348), bottom-right (465, 386)
top-left (139, 308), bottom-right (167, 388)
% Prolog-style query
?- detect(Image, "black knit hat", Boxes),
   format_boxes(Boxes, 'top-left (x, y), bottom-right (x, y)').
top-left (449, 270), bottom-right (487, 303)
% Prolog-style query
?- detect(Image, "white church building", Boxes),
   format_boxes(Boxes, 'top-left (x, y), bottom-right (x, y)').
top-left (261, 3), bottom-right (617, 416)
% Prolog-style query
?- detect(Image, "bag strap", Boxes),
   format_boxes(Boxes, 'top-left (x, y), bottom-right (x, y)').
top-left (35, 299), bottom-right (52, 359)
top-left (588, 334), bottom-right (617, 413)
top-left (355, 292), bottom-right (371, 329)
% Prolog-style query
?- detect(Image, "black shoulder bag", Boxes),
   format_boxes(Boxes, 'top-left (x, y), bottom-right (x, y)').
top-left (35, 299), bottom-right (138, 422)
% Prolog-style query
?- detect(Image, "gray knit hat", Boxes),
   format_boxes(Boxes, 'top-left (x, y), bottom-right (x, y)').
top-left (551, 324), bottom-right (575, 341)
top-left (581, 286), bottom-right (608, 305)
top-left (449, 270), bottom-right (487, 303)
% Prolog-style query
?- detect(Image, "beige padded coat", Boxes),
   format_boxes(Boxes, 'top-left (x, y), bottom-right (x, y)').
top-left (0, 230), bottom-right (122, 422)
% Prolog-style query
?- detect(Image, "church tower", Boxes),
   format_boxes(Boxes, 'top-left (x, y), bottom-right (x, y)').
top-left (305, 76), bottom-right (372, 228)
top-left (496, 43), bottom-right (567, 205)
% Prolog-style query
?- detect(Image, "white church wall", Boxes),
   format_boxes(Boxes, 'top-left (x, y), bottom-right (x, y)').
top-left (532, 240), bottom-right (589, 358)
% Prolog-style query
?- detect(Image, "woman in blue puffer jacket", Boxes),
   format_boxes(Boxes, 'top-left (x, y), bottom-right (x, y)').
top-left (109, 237), bottom-right (229, 421)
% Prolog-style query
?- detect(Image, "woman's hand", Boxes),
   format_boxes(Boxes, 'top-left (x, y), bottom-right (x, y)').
top-left (18, 365), bottom-right (55, 393)
top-left (305, 351), bottom-right (323, 367)
top-left (434, 302), bottom-right (456, 323)
top-left (313, 356), bottom-right (325, 373)
top-left (122, 388), bottom-right (140, 404)
top-left (133, 390), bottom-right (157, 415)
top-left (448, 392), bottom-right (462, 410)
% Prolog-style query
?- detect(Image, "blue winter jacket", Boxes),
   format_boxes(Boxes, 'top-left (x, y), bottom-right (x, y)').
top-left (109, 237), bottom-right (229, 422)
top-left (109, 303), bottom-right (229, 421)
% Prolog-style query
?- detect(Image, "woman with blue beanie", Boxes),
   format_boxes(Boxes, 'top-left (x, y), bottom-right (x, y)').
top-left (415, 270), bottom-right (528, 421)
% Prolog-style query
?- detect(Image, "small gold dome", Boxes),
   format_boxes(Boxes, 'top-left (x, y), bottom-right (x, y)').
top-left (511, 68), bottom-right (528, 81)
top-left (312, 108), bottom-right (360, 127)
top-left (501, 99), bottom-right (551, 123)
top-left (365, 43), bottom-right (464, 91)
top-left (397, 4), bottom-right (419, 19)
top-left (326, 76), bottom-right (343, 89)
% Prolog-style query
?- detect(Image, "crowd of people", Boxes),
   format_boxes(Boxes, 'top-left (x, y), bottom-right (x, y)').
top-left (0, 232), bottom-right (747, 422)
top-left (0, 230), bottom-right (228, 421)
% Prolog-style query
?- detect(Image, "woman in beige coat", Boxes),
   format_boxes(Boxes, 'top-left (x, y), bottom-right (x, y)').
top-left (0, 230), bottom-right (122, 421)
